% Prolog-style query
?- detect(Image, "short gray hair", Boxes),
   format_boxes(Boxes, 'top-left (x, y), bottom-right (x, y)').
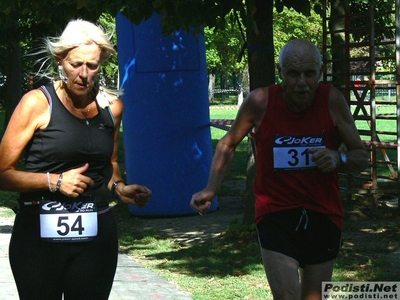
top-left (279, 39), bottom-right (322, 68)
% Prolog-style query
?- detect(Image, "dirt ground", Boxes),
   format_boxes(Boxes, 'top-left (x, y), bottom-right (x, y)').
top-left (116, 194), bottom-right (246, 244)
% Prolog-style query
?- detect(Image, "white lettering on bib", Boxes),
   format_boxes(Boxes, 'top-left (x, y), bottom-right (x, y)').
top-left (273, 135), bottom-right (326, 171)
top-left (40, 201), bottom-right (98, 242)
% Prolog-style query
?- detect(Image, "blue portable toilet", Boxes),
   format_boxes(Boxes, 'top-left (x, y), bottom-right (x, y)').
top-left (116, 13), bottom-right (217, 216)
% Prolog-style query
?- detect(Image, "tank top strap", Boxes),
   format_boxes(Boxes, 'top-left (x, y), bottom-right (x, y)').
top-left (39, 84), bottom-right (115, 126)
top-left (38, 85), bottom-right (53, 113)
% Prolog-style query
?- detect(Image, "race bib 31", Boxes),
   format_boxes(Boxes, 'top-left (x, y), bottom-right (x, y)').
top-left (273, 135), bottom-right (326, 171)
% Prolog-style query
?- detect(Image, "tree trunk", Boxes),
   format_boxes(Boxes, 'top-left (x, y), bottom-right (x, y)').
top-left (2, 22), bottom-right (53, 137)
top-left (3, 42), bottom-right (22, 136)
top-left (237, 90), bottom-right (244, 106)
top-left (242, 0), bottom-right (275, 225)
top-left (208, 73), bottom-right (215, 102)
top-left (246, 2), bottom-right (276, 90)
top-left (330, 0), bottom-right (347, 89)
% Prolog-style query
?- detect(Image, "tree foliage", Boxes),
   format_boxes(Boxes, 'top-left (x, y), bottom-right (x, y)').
top-left (349, 0), bottom-right (396, 73)
top-left (116, 0), bottom-right (319, 34)
top-left (205, 5), bottom-right (324, 90)
top-left (273, 6), bottom-right (323, 64)
top-left (205, 11), bottom-right (246, 76)
top-left (0, 0), bottom-right (320, 99)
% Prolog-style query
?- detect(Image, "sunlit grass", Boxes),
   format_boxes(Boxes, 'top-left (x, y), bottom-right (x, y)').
top-left (115, 200), bottom-right (272, 299)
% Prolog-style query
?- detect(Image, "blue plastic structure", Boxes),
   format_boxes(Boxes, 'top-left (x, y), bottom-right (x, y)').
top-left (116, 13), bottom-right (217, 216)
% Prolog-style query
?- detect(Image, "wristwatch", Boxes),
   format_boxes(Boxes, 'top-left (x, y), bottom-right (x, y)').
top-left (339, 151), bottom-right (348, 165)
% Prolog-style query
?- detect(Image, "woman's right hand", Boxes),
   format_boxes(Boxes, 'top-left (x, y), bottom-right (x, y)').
top-left (56, 163), bottom-right (95, 197)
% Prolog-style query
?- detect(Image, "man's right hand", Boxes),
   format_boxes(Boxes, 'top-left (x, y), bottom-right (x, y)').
top-left (190, 190), bottom-right (215, 215)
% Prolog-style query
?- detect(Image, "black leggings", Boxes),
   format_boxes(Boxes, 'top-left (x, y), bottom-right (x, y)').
top-left (9, 208), bottom-right (118, 300)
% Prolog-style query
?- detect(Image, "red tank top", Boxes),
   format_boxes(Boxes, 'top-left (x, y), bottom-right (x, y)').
top-left (253, 83), bottom-right (343, 229)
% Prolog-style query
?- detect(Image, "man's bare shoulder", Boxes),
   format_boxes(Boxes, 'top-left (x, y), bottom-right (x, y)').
top-left (249, 86), bottom-right (268, 100)
top-left (236, 87), bottom-right (270, 129)
top-left (243, 87), bottom-right (268, 109)
top-left (327, 85), bottom-right (349, 111)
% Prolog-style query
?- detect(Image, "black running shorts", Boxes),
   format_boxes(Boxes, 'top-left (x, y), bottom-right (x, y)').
top-left (256, 207), bottom-right (342, 268)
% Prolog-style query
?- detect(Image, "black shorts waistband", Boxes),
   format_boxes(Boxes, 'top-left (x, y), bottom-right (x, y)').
top-left (19, 198), bottom-right (101, 205)
top-left (16, 198), bottom-right (110, 215)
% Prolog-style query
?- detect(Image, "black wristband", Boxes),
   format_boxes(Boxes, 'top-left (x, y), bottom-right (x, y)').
top-left (111, 180), bottom-right (125, 199)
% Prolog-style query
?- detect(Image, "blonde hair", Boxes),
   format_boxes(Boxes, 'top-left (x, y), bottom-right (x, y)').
top-left (46, 19), bottom-right (116, 64)
top-left (34, 19), bottom-right (123, 107)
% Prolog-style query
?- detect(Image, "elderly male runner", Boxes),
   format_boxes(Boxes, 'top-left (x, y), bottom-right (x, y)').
top-left (191, 39), bottom-right (368, 299)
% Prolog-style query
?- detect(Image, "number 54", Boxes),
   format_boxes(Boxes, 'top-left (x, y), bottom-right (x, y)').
top-left (57, 216), bottom-right (84, 236)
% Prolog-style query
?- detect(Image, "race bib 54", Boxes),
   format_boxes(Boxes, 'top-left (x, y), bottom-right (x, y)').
top-left (40, 201), bottom-right (98, 242)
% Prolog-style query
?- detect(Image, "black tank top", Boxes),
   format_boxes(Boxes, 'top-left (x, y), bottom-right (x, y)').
top-left (22, 83), bottom-right (115, 200)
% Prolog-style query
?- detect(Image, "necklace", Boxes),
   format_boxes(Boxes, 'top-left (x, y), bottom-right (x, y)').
top-left (62, 89), bottom-right (93, 118)
top-left (80, 106), bottom-right (90, 118)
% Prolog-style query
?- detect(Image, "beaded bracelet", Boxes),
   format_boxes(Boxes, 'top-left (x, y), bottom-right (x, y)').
top-left (47, 172), bottom-right (63, 193)
top-left (111, 180), bottom-right (125, 199)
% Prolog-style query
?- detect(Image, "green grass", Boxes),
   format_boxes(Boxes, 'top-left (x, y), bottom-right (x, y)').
top-left (118, 227), bottom-right (271, 299)
top-left (354, 105), bottom-right (397, 143)
top-left (114, 199), bottom-right (272, 299)
top-left (333, 215), bottom-right (400, 281)
top-left (210, 94), bottom-right (240, 106)
top-left (210, 107), bottom-right (248, 186)
top-left (345, 104), bottom-right (400, 201)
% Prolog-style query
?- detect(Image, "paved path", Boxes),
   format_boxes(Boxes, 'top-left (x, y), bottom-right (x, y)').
top-left (0, 193), bottom-right (246, 300)
top-left (0, 233), bottom-right (193, 300)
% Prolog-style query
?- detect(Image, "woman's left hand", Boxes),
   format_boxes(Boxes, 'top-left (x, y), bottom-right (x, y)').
top-left (119, 184), bottom-right (152, 208)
